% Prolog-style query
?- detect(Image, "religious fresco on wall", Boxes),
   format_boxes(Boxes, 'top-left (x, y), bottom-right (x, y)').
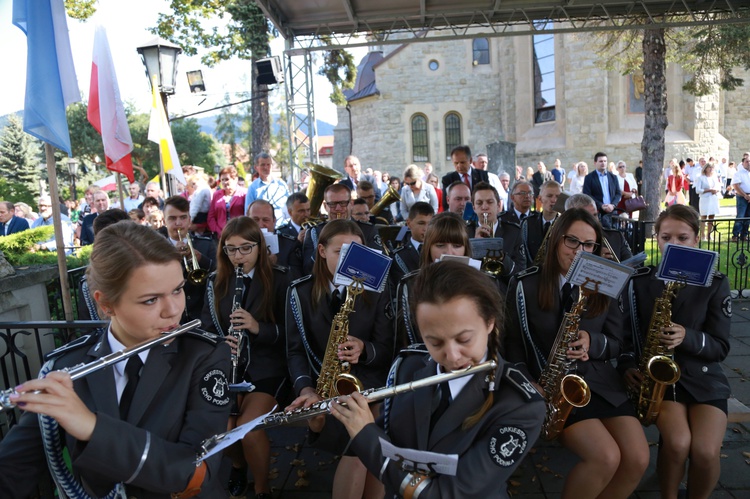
top-left (629, 72), bottom-right (646, 113)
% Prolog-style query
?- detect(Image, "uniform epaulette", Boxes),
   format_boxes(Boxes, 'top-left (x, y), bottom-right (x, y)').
top-left (278, 231), bottom-right (297, 241)
top-left (183, 328), bottom-right (222, 345)
top-left (399, 343), bottom-right (429, 355)
top-left (45, 333), bottom-right (100, 361)
top-left (632, 266), bottom-right (652, 278)
top-left (290, 274), bottom-right (313, 287)
top-left (500, 219), bottom-right (521, 229)
top-left (713, 270), bottom-right (726, 280)
top-left (273, 264), bottom-right (289, 273)
top-left (502, 364), bottom-right (544, 401)
top-left (193, 232), bottom-right (213, 241)
top-left (515, 266), bottom-right (540, 279)
top-left (391, 244), bottom-right (411, 254)
top-left (357, 220), bottom-right (373, 226)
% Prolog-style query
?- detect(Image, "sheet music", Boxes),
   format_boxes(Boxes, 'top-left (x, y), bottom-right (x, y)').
top-left (197, 406), bottom-right (277, 462)
top-left (379, 438), bottom-right (459, 476)
top-left (566, 251), bottom-right (634, 298)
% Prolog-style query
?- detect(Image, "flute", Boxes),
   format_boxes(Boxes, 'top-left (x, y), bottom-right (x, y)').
top-left (0, 319), bottom-right (201, 412)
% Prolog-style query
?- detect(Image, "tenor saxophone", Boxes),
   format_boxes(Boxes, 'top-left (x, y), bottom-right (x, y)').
top-left (631, 280), bottom-right (682, 426)
top-left (539, 290), bottom-right (592, 440)
top-left (316, 279), bottom-right (366, 399)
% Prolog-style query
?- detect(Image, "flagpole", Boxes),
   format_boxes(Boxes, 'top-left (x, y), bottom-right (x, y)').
top-left (116, 173), bottom-right (126, 210)
top-left (44, 143), bottom-right (74, 322)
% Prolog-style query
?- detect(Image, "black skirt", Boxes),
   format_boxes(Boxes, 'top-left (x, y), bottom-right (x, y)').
top-left (565, 391), bottom-right (636, 427)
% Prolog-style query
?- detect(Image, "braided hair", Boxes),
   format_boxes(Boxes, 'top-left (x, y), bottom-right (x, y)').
top-left (411, 260), bottom-right (503, 429)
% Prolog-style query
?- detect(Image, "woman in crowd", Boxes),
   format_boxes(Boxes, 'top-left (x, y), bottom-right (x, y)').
top-left (14, 201), bottom-right (38, 222)
top-left (665, 163), bottom-right (688, 207)
top-left (285, 219), bottom-right (394, 499)
top-left (186, 172), bottom-right (212, 234)
top-left (426, 173), bottom-right (444, 213)
top-left (201, 216), bottom-right (290, 499)
top-left (504, 208), bottom-right (649, 499)
top-left (0, 222), bottom-right (231, 498)
top-left (387, 176), bottom-right (402, 221)
top-left (395, 212), bottom-right (473, 345)
top-left (330, 260), bottom-right (546, 498)
top-left (567, 161), bottom-right (588, 195)
top-left (620, 205), bottom-right (730, 499)
top-left (208, 165), bottom-right (247, 236)
top-left (695, 163), bottom-right (722, 240)
top-left (399, 164), bottom-right (439, 220)
top-left (615, 161), bottom-right (638, 218)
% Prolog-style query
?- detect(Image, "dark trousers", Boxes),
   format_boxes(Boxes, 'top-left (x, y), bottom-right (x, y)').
top-left (733, 196), bottom-right (750, 239)
top-left (689, 185), bottom-right (700, 210)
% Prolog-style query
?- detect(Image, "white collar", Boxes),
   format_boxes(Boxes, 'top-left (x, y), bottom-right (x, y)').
top-left (410, 237), bottom-right (422, 251)
top-left (435, 351), bottom-right (489, 400)
top-left (108, 325), bottom-right (149, 377)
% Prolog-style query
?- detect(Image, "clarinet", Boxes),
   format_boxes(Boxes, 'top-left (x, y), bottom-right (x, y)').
top-left (228, 265), bottom-right (245, 385)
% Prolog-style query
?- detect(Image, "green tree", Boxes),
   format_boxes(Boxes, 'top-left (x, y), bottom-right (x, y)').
top-left (0, 114), bottom-right (41, 205)
top-left (171, 118), bottom-right (222, 168)
top-left (215, 94), bottom-right (240, 164)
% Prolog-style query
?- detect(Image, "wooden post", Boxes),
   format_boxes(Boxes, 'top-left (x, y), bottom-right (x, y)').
top-left (44, 143), bottom-right (74, 322)
top-left (116, 173), bottom-right (126, 210)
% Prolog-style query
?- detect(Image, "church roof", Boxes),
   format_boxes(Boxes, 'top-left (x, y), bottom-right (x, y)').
top-left (344, 51), bottom-right (383, 102)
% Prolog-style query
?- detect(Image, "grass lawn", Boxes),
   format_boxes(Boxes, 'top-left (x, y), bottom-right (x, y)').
top-left (720, 196), bottom-right (737, 208)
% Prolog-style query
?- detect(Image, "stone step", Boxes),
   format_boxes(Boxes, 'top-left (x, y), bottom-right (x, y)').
top-left (728, 396), bottom-right (750, 423)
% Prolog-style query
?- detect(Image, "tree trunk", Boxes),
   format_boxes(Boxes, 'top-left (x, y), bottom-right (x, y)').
top-left (251, 54), bottom-right (271, 167)
top-left (640, 27), bottom-right (668, 225)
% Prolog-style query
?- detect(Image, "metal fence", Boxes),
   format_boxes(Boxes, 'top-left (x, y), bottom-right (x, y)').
top-left (613, 215), bottom-right (750, 297)
top-left (46, 265), bottom-right (88, 322)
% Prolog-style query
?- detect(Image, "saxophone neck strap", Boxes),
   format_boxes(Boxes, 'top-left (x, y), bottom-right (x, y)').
top-left (171, 461), bottom-right (207, 499)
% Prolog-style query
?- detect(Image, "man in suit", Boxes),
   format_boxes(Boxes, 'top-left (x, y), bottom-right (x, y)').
top-left (441, 145), bottom-right (489, 210)
top-left (565, 193), bottom-right (633, 262)
top-left (339, 155), bottom-right (381, 203)
top-left (583, 151), bottom-right (621, 228)
top-left (500, 180), bottom-right (536, 226)
top-left (0, 201), bottom-right (30, 236)
top-left (277, 191), bottom-right (310, 244)
top-left (248, 199), bottom-right (303, 280)
top-left (79, 191), bottom-right (111, 246)
top-left (522, 180), bottom-right (561, 265)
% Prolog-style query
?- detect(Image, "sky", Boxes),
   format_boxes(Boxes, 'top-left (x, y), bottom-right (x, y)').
top-left (0, 0), bottom-right (359, 127)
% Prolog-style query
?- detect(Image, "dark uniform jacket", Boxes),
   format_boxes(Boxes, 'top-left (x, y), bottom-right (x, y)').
top-left (467, 220), bottom-right (527, 276)
top-left (499, 209), bottom-right (535, 229)
top-left (286, 275), bottom-right (395, 396)
top-left (350, 353), bottom-right (545, 498)
top-left (620, 266), bottom-right (731, 402)
top-left (0, 329), bottom-right (231, 499)
top-left (201, 266), bottom-right (290, 383)
top-left (602, 228), bottom-right (633, 262)
top-left (301, 220), bottom-right (382, 275)
top-left (276, 232), bottom-right (303, 280)
top-left (441, 169), bottom-right (490, 210)
top-left (504, 267), bottom-right (629, 407)
top-left (277, 221), bottom-right (300, 239)
top-left (389, 239), bottom-right (420, 286)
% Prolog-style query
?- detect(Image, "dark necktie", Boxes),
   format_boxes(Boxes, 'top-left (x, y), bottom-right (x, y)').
top-left (120, 355), bottom-right (143, 420)
top-left (561, 283), bottom-right (576, 315)
top-left (330, 289), bottom-right (342, 315)
top-left (430, 382), bottom-right (452, 431)
top-left (415, 243), bottom-right (421, 254)
top-left (462, 173), bottom-right (471, 188)
top-left (242, 276), bottom-right (252, 303)
top-left (519, 212), bottom-right (527, 223)
top-left (543, 220), bottom-right (551, 236)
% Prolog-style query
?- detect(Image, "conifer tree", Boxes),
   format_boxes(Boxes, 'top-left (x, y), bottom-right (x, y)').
top-left (0, 114), bottom-right (41, 204)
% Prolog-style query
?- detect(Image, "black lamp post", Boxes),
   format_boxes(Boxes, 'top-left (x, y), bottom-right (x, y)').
top-left (67, 158), bottom-right (79, 201)
top-left (136, 36), bottom-right (182, 196)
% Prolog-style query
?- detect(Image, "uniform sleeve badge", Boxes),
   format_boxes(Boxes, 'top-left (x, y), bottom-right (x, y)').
top-left (200, 369), bottom-right (230, 407)
top-left (488, 426), bottom-right (528, 467)
top-left (722, 296), bottom-right (732, 318)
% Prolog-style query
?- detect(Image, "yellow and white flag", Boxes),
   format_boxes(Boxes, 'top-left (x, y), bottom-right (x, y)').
top-left (148, 75), bottom-right (185, 185)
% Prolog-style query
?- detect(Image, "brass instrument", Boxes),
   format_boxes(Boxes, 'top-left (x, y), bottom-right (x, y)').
top-left (304, 162), bottom-right (343, 226)
top-left (532, 218), bottom-right (554, 266)
top-left (197, 360), bottom-right (498, 460)
top-left (601, 237), bottom-right (621, 263)
top-left (228, 265), bottom-right (246, 385)
top-left (479, 214), bottom-right (505, 276)
top-left (539, 288), bottom-right (592, 440)
top-left (370, 185), bottom-right (401, 223)
top-left (316, 279), bottom-right (366, 399)
top-left (0, 319), bottom-right (201, 412)
top-left (631, 280), bottom-right (682, 426)
top-left (178, 229), bottom-right (208, 284)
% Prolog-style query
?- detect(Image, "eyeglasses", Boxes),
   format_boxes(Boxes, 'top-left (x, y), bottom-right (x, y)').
top-left (513, 191), bottom-right (534, 197)
top-left (404, 180), bottom-right (418, 187)
top-left (38, 204), bottom-right (51, 208)
top-left (325, 200), bottom-right (350, 209)
top-left (562, 235), bottom-right (599, 252)
top-left (223, 243), bottom-right (258, 255)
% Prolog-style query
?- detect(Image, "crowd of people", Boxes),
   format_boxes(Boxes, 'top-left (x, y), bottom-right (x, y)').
top-left (0, 145), bottom-right (739, 499)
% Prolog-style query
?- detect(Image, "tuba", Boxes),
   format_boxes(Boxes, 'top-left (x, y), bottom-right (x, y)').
top-left (304, 162), bottom-right (343, 226)
top-left (316, 279), bottom-right (365, 399)
top-left (630, 280), bottom-right (682, 426)
top-left (539, 287), bottom-right (592, 440)
top-left (370, 185), bottom-right (401, 224)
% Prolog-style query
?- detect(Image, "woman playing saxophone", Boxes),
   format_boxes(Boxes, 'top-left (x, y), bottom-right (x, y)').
top-left (620, 205), bottom-right (731, 499)
top-left (200, 216), bottom-right (290, 499)
top-left (285, 219), bottom-right (395, 499)
top-left (504, 208), bottom-right (648, 499)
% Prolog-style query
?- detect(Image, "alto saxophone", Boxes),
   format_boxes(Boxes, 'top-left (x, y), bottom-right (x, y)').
top-left (631, 280), bottom-right (682, 426)
top-left (316, 279), bottom-right (366, 399)
top-left (228, 265), bottom-right (245, 385)
top-left (539, 289), bottom-right (592, 440)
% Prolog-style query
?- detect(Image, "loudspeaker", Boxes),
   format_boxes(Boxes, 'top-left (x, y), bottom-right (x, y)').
top-left (256, 56), bottom-right (284, 85)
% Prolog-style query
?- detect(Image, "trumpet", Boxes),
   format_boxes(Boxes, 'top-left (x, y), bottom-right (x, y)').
top-left (178, 229), bottom-right (208, 284)
top-left (0, 319), bottom-right (201, 412)
top-left (197, 360), bottom-right (497, 461)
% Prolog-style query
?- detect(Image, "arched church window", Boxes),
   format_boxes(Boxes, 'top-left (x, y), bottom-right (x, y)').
top-left (444, 113), bottom-right (462, 159)
top-left (411, 114), bottom-right (429, 162)
top-left (533, 21), bottom-right (556, 123)
top-left (473, 38), bottom-right (490, 65)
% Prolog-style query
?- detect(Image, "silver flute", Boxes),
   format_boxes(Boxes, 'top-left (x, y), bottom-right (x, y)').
top-left (198, 360), bottom-right (497, 460)
top-left (0, 319), bottom-right (201, 412)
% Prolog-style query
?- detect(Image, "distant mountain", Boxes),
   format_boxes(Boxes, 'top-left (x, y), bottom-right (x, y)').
top-left (195, 113), bottom-right (335, 138)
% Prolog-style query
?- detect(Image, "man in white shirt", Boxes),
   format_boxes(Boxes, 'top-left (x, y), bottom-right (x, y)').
top-left (30, 195), bottom-right (74, 254)
top-left (122, 183), bottom-right (144, 212)
top-left (732, 156), bottom-right (750, 241)
top-left (472, 154), bottom-right (503, 205)
top-left (244, 152), bottom-right (291, 225)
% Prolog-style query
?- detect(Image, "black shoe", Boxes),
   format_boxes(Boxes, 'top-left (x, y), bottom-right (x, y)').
top-left (228, 466), bottom-right (248, 498)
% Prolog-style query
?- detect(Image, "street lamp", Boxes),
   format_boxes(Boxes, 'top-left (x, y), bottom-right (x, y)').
top-left (136, 36), bottom-right (182, 197)
top-left (67, 157), bottom-right (79, 201)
